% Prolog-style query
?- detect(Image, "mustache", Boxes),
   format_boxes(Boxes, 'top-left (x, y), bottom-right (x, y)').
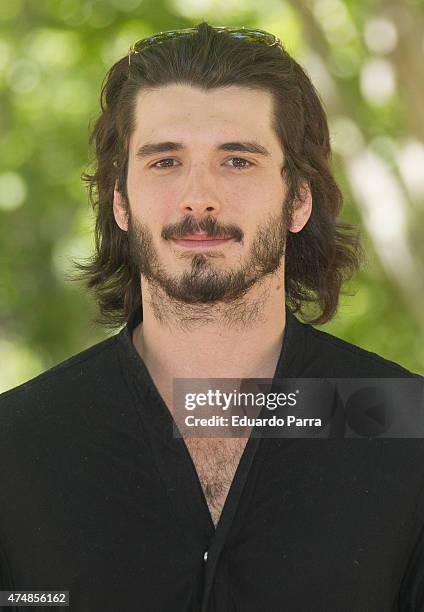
top-left (161, 215), bottom-right (244, 242)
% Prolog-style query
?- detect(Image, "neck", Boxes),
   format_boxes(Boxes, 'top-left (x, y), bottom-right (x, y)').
top-left (132, 270), bottom-right (287, 384)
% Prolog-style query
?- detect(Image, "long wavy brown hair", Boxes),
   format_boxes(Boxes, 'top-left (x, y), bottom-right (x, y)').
top-left (74, 21), bottom-right (364, 328)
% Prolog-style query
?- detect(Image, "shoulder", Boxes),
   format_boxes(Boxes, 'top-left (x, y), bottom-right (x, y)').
top-left (0, 334), bottom-right (120, 423)
top-left (298, 318), bottom-right (422, 378)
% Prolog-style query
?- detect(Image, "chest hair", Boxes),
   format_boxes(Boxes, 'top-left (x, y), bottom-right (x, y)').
top-left (184, 437), bottom-right (248, 527)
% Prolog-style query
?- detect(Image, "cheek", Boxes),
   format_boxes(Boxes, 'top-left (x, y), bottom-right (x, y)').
top-left (229, 173), bottom-right (284, 206)
top-left (126, 179), bottom-right (166, 223)
top-left (231, 190), bottom-right (282, 225)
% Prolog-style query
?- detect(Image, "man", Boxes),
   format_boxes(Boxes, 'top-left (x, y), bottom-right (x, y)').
top-left (0, 22), bottom-right (423, 612)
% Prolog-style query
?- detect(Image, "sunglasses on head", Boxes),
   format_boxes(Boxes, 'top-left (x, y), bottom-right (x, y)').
top-left (128, 26), bottom-right (283, 66)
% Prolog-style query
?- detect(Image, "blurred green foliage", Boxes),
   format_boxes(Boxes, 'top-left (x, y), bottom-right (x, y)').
top-left (0, 0), bottom-right (423, 392)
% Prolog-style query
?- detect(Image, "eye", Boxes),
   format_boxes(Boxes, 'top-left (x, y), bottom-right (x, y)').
top-left (225, 157), bottom-right (254, 170)
top-left (151, 158), bottom-right (179, 169)
top-left (151, 157), bottom-right (254, 170)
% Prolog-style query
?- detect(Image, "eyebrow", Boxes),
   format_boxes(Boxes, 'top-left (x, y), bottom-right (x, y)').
top-left (135, 140), bottom-right (271, 159)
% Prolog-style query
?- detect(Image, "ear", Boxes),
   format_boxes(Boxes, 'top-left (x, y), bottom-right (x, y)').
top-left (113, 182), bottom-right (129, 232)
top-left (289, 181), bottom-right (312, 233)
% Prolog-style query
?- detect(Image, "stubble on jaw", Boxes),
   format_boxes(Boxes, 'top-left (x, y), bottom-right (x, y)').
top-left (126, 197), bottom-right (294, 332)
top-left (145, 277), bottom-right (271, 332)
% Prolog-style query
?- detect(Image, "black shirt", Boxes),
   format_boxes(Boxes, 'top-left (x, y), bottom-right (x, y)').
top-left (0, 305), bottom-right (424, 611)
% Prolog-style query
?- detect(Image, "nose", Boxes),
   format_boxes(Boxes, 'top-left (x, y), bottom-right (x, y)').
top-left (180, 200), bottom-right (219, 217)
top-left (178, 167), bottom-right (222, 217)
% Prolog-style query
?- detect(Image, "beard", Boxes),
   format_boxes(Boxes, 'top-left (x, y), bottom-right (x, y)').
top-left (126, 195), bottom-right (294, 306)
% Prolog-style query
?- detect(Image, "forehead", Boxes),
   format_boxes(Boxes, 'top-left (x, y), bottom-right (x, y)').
top-left (130, 84), bottom-right (278, 150)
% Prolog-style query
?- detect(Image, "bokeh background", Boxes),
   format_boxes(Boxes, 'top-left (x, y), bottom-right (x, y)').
top-left (0, 0), bottom-right (423, 393)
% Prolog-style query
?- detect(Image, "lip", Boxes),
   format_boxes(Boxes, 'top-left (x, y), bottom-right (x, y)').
top-left (172, 235), bottom-right (233, 248)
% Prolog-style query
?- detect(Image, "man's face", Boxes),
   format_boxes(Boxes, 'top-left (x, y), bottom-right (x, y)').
top-left (116, 84), bottom-right (294, 304)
